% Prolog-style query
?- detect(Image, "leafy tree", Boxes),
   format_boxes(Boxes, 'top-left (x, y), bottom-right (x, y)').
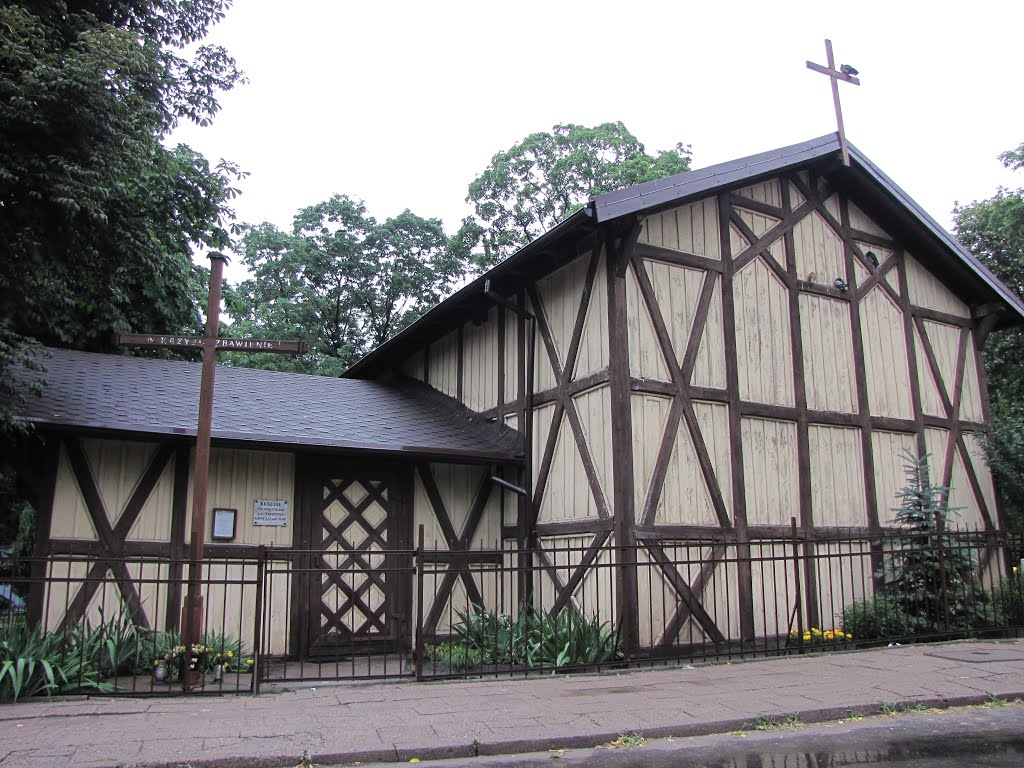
top-left (953, 143), bottom-right (1024, 529)
top-left (455, 122), bottom-right (692, 271)
top-left (227, 196), bottom-right (464, 375)
top-left (0, 1), bottom-right (245, 435)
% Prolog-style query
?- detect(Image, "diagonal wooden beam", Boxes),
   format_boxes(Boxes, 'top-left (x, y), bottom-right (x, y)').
top-left (732, 198), bottom-right (818, 272)
top-left (729, 211), bottom-right (791, 288)
top-left (646, 543), bottom-right (726, 644)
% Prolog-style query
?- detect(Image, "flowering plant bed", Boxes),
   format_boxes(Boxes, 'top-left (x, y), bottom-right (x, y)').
top-left (788, 627), bottom-right (854, 645)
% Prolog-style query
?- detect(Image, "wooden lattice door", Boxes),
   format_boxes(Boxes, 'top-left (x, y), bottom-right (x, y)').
top-left (302, 463), bottom-right (412, 657)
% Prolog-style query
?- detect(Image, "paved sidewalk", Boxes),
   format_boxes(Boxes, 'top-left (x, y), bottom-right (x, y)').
top-left (0, 640), bottom-right (1022, 768)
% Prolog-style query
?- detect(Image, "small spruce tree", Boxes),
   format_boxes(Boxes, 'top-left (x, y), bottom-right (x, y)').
top-left (878, 452), bottom-right (987, 634)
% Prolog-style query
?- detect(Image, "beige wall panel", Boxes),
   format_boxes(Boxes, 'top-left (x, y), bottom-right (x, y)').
top-left (808, 426), bottom-right (867, 527)
top-left (528, 292), bottom-right (557, 392)
top-left (871, 431), bottom-right (918, 526)
top-left (735, 258), bottom-right (794, 406)
top-left (428, 329), bottom-right (460, 399)
top-left (636, 542), bottom-right (739, 645)
top-left (413, 463), bottom-right (502, 550)
top-left (503, 307), bottom-right (520, 405)
top-left (860, 286), bottom-right (914, 419)
top-left (626, 264), bottom-right (671, 381)
top-left (960, 343), bottom-right (984, 422)
top-left (793, 211), bottom-right (846, 285)
top-left (922, 321), bottom-right (961, 404)
top-left (535, 253), bottom-right (592, 374)
top-left (203, 559), bottom-right (277, 654)
top-left (634, 398), bottom-right (731, 527)
top-left (944, 441), bottom-right (986, 531)
top-left (735, 179), bottom-right (782, 206)
top-left (799, 294), bottom-right (858, 414)
top-left (847, 202), bottom-right (889, 238)
top-left (531, 402), bottom-right (555, 489)
top-left (924, 426), bottom-right (950, 498)
top-left (693, 277), bottom-right (727, 389)
top-left (189, 448), bottom-right (295, 547)
top-left (50, 440), bottom-right (175, 543)
top-left (905, 254), bottom-right (971, 318)
top-left (789, 179), bottom-right (807, 208)
top-left (573, 249), bottom-right (610, 379)
top-left (504, 413), bottom-right (519, 432)
top-left (537, 404), bottom-right (604, 524)
top-left (573, 383), bottom-right (612, 506)
top-left (961, 432), bottom-right (998, 527)
top-left (822, 193), bottom-right (841, 223)
top-left (461, 306), bottom-right (499, 413)
top-left (749, 541), bottom-right (799, 636)
top-left (43, 560), bottom-right (173, 632)
top-left (639, 197), bottom-right (720, 259)
top-left (915, 325), bottom-right (945, 418)
top-left (535, 535), bottom-right (616, 623)
top-left (814, 541), bottom-right (874, 629)
top-left (51, 444), bottom-right (102, 540)
top-left (734, 207), bottom-right (784, 263)
top-left (400, 349), bottom-right (425, 382)
top-left (742, 418), bottom-right (799, 526)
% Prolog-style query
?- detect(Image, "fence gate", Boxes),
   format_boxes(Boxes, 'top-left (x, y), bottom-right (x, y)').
top-left (300, 461), bottom-right (413, 658)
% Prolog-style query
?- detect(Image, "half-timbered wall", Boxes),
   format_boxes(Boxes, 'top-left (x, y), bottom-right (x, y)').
top-left (42, 438), bottom-right (293, 653)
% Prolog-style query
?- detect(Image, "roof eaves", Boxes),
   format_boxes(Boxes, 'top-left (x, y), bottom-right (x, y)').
top-left (846, 142), bottom-right (1024, 322)
top-left (593, 134), bottom-right (841, 222)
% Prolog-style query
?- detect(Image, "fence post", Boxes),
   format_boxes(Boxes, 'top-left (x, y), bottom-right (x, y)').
top-left (252, 545), bottom-right (266, 696)
top-left (415, 524), bottom-right (425, 682)
top-left (791, 517), bottom-right (804, 646)
top-left (935, 511), bottom-right (950, 633)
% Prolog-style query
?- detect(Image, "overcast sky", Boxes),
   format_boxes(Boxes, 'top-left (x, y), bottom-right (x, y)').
top-left (169, 0), bottom-right (1024, 284)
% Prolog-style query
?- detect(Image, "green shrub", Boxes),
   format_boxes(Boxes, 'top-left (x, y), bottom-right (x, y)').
top-left (0, 617), bottom-right (111, 701)
top-left (992, 569), bottom-right (1024, 626)
top-left (449, 603), bottom-right (621, 669)
top-left (423, 641), bottom-right (484, 670)
top-left (841, 597), bottom-right (918, 641)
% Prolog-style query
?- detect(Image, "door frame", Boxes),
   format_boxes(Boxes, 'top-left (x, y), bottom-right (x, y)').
top-left (290, 455), bottom-right (413, 658)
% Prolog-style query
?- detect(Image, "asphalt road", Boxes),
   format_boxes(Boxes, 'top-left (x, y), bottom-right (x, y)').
top-left (358, 705), bottom-right (1024, 768)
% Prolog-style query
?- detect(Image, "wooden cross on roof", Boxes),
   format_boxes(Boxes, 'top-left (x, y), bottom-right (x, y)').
top-left (116, 253), bottom-right (304, 684)
top-left (807, 39), bottom-right (861, 166)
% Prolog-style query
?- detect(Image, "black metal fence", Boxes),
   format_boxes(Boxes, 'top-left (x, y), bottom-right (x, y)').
top-left (2, 527), bottom-right (1022, 699)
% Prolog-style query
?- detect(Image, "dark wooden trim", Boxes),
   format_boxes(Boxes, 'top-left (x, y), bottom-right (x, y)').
top-left (633, 242), bottom-right (724, 274)
top-left (783, 177), bottom-right (819, 628)
top-left (165, 446), bottom-right (190, 632)
top-left (606, 223), bottom-right (640, 652)
top-left (729, 193), bottom-right (785, 219)
top-left (456, 324), bottom-right (464, 403)
top-left (846, 228), bottom-right (897, 249)
top-left (719, 191), bottom-right (755, 640)
top-left (497, 304), bottom-right (505, 421)
top-left (27, 437), bottom-right (61, 626)
top-left (729, 210), bottom-right (792, 288)
top-left (732, 197), bottom-right (817, 272)
top-left (535, 518), bottom-right (615, 536)
top-left (896, 250), bottom-right (929, 462)
top-left (911, 306), bottom-right (975, 329)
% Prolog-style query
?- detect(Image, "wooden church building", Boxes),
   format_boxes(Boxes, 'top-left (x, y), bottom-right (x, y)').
top-left (8, 134), bottom-right (1024, 660)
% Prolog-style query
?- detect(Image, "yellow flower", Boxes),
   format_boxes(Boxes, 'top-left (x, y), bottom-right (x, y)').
top-left (246, 658), bottom-right (253, 665)
top-left (802, 632), bottom-right (812, 641)
top-left (847, 635), bottom-right (854, 640)
top-left (790, 629), bottom-right (798, 637)
top-left (227, 651), bottom-right (234, 658)
top-left (811, 628), bottom-right (822, 637)
top-left (824, 631), bottom-right (834, 640)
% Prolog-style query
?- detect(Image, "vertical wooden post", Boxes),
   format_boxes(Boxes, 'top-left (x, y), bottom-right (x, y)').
top-left (415, 523), bottom-right (425, 681)
top-left (605, 222), bottom-right (640, 656)
top-left (181, 253), bottom-right (227, 683)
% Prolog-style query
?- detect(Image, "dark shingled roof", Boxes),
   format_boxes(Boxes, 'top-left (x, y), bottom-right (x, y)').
top-left (9, 348), bottom-right (522, 462)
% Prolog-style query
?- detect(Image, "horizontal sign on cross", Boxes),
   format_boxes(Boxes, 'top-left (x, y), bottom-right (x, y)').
top-left (114, 333), bottom-right (307, 354)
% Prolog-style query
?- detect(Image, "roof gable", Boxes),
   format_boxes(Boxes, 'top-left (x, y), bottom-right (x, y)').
top-left (347, 134), bottom-right (1024, 378)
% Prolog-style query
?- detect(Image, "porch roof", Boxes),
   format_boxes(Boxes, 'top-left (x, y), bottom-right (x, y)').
top-left (9, 348), bottom-right (522, 462)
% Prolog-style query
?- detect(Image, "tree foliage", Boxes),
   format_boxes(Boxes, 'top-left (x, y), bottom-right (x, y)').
top-left (227, 196), bottom-right (464, 375)
top-left (0, 0), bottom-right (245, 434)
top-left (454, 122), bottom-right (692, 271)
top-left (953, 143), bottom-right (1024, 529)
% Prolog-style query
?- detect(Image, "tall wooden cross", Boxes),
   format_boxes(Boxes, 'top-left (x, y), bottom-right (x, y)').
top-left (806, 39), bottom-right (861, 166)
top-left (115, 253), bottom-right (305, 683)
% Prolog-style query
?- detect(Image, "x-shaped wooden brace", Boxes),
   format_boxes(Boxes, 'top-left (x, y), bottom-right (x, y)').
top-left (645, 542), bottom-right (727, 645)
top-left (418, 464), bottom-right (494, 634)
top-left (913, 319), bottom-right (993, 530)
top-left (60, 439), bottom-right (174, 631)
top-left (318, 479), bottom-right (392, 636)
top-left (533, 529), bottom-right (611, 616)
top-left (630, 252), bottom-right (731, 529)
top-left (528, 250), bottom-right (611, 523)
